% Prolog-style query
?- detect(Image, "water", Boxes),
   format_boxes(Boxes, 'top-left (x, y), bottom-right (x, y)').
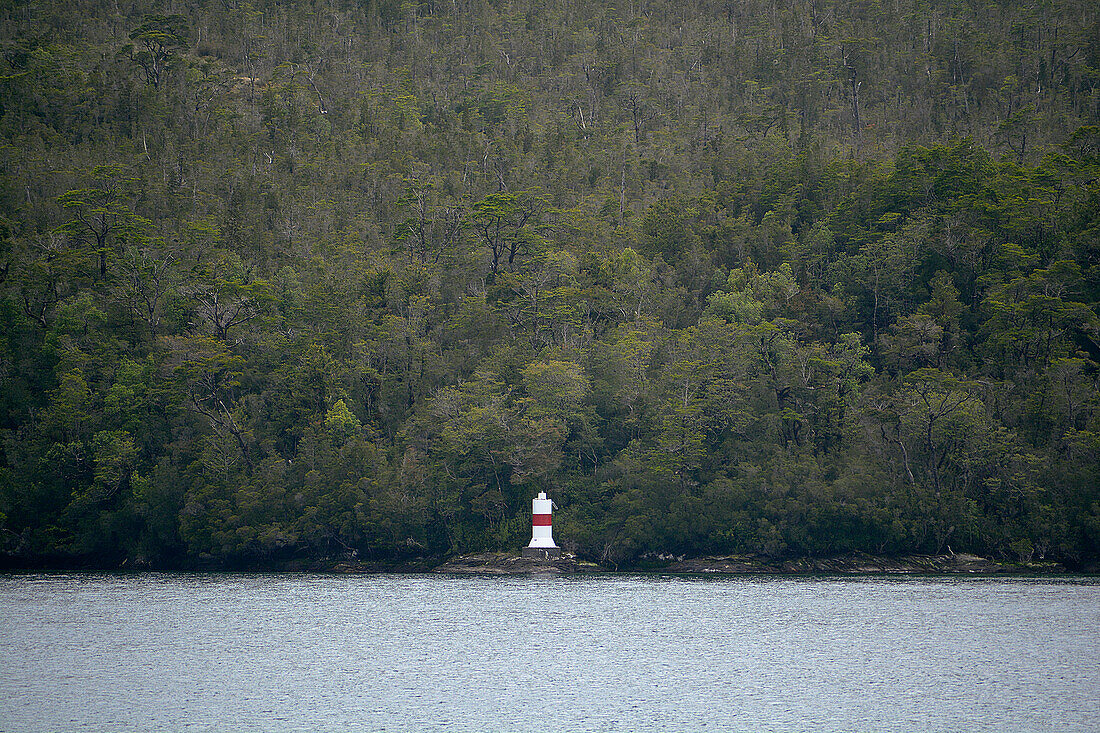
top-left (1, 573), bottom-right (1097, 733)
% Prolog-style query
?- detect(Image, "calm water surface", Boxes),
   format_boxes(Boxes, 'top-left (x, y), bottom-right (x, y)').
top-left (1, 573), bottom-right (1097, 733)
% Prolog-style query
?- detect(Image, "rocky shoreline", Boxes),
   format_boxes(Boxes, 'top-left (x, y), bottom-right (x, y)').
top-left (430, 552), bottom-right (602, 575)
top-left (4, 551), bottom-right (1088, 575)
top-left (658, 552), bottom-right (1069, 575)
top-left (413, 551), bottom-right (1074, 576)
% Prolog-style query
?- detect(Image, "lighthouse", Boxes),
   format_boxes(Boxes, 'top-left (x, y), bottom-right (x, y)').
top-left (521, 491), bottom-right (561, 559)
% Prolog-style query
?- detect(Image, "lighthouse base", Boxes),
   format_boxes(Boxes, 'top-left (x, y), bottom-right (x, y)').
top-left (522, 547), bottom-right (562, 560)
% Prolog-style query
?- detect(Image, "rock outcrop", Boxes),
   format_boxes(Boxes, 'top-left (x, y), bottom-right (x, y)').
top-left (432, 551), bottom-right (600, 575)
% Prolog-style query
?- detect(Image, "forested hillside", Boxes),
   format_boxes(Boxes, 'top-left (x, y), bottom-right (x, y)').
top-left (2, 0), bottom-right (1099, 569)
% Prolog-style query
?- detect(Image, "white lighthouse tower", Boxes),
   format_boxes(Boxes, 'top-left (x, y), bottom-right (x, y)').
top-left (521, 491), bottom-right (561, 559)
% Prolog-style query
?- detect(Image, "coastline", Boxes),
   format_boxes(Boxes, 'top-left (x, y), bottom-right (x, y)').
top-left (425, 551), bottom-right (1077, 576)
top-left (2, 550), bottom-right (1091, 575)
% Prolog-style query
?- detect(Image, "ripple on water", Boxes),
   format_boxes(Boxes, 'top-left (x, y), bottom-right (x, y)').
top-left (1, 573), bottom-right (1098, 733)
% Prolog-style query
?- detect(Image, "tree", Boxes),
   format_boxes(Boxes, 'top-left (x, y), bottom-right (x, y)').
top-left (166, 335), bottom-right (253, 472)
top-left (412, 369), bottom-right (518, 550)
top-left (117, 239), bottom-right (176, 337)
top-left (56, 166), bottom-right (148, 281)
top-left (9, 232), bottom-right (78, 328)
top-left (125, 14), bottom-right (189, 88)
top-left (470, 190), bottom-right (547, 277)
top-left (840, 36), bottom-right (879, 142)
top-left (85, 430), bottom-right (137, 504)
top-left (393, 173), bottom-right (464, 264)
top-left (869, 368), bottom-right (989, 553)
top-left (183, 251), bottom-right (270, 344)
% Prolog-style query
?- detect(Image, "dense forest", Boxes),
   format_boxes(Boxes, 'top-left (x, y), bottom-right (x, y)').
top-left (2, 0), bottom-right (1099, 569)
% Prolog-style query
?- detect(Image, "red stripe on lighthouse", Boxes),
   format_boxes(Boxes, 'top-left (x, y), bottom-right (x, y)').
top-left (532, 514), bottom-right (552, 526)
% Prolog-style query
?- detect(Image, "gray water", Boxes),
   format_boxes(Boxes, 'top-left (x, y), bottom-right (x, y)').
top-left (1, 573), bottom-right (1098, 733)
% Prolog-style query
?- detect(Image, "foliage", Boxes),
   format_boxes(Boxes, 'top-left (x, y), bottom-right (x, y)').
top-left (0, 0), bottom-right (1098, 569)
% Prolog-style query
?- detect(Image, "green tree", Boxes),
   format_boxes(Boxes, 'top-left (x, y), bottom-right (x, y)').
top-left (184, 251), bottom-right (270, 343)
top-left (56, 166), bottom-right (148, 281)
top-left (166, 335), bottom-right (253, 471)
top-left (125, 14), bottom-right (189, 88)
top-left (470, 190), bottom-right (547, 277)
